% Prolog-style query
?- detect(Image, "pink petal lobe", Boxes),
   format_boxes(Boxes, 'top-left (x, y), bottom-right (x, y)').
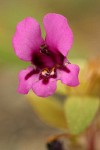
top-left (13, 17), bottom-right (43, 61)
top-left (43, 13), bottom-right (73, 56)
top-left (32, 78), bottom-right (57, 97)
top-left (58, 64), bottom-right (80, 86)
top-left (18, 66), bottom-right (39, 94)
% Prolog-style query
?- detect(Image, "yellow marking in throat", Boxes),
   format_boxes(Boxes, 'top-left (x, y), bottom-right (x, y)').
top-left (42, 68), bottom-right (49, 76)
top-left (50, 67), bottom-right (55, 75)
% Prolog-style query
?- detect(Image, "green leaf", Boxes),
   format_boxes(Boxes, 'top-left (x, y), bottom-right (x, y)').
top-left (64, 96), bottom-right (99, 135)
top-left (57, 81), bottom-right (67, 95)
top-left (27, 92), bottom-right (67, 130)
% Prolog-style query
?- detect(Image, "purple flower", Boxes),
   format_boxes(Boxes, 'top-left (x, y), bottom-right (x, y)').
top-left (13, 13), bottom-right (80, 97)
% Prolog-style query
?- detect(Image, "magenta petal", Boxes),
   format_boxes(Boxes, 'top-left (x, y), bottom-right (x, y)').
top-left (58, 64), bottom-right (80, 86)
top-left (13, 17), bottom-right (43, 61)
top-left (18, 66), bottom-right (39, 94)
top-left (43, 13), bottom-right (73, 56)
top-left (32, 78), bottom-right (57, 97)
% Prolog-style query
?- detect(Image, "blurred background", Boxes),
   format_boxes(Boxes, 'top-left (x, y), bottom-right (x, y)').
top-left (0, 0), bottom-right (100, 150)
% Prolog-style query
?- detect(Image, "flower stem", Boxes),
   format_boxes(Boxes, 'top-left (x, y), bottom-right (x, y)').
top-left (86, 125), bottom-right (96, 150)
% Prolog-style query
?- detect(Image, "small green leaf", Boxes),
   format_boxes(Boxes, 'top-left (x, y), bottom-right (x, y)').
top-left (64, 96), bottom-right (99, 135)
top-left (27, 92), bottom-right (67, 130)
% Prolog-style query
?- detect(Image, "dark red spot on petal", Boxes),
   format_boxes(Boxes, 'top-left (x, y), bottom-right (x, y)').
top-left (25, 69), bottom-right (39, 80)
top-left (59, 65), bottom-right (70, 73)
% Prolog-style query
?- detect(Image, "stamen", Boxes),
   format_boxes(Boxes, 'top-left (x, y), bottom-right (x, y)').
top-left (40, 68), bottom-right (50, 79)
top-left (50, 68), bottom-right (57, 78)
top-left (50, 68), bottom-right (55, 75)
top-left (39, 67), bottom-right (57, 82)
top-left (40, 44), bottom-right (50, 55)
top-left (42, 69), bottom-right (49, 76)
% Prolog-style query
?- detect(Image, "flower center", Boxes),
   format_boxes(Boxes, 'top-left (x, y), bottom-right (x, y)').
top-left (26, 44), bottom-right (70, 83)
top-left (39, 67), bottom-right (57, 84)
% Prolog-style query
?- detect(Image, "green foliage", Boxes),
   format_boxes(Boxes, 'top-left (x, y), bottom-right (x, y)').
top-left (27, 92), bottom-right (67, 130)
top-left (64, 96), bottom-right (100, 135)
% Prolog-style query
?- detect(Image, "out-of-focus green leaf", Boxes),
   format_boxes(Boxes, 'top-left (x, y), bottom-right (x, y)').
top-left (57, 81), bottom-right (67, 95)
top-left (27, 92), bottom-right (67, 130)
top-left (64, 96), bottom-right (99, 135)
top-left (70, 59), bottom-right (86, 69)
